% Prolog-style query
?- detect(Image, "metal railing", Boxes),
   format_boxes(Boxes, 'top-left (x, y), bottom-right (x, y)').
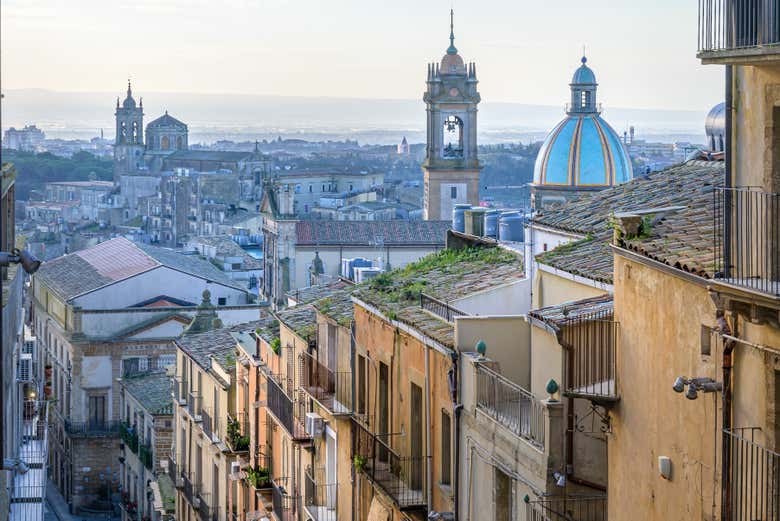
top-left (201, 406), bottom-right (215, 440)
top-left (182, 472), bottom-right (199, 506)
top-left (197, 491), bottom-right (216, 521)
top-left (714, 187), bottom-right (780, 297)
top-left (267, 375), bottom-right (310, 440)
top-left (420, 293), bottom-right (469, 323)
top-left (476, 364), bottom-right (545, 449)
top-left (166, 457), bottom-right (179, 485)
top-left (173, 377), bottom-right (188, 405)
top-left (9, 401), bottom-right (49, 521)
top-left (304, 466), bottom-right (338, 521)
top-left (724, 427), bottom-right (780, 521)
top-left (139, 442), bottom-right (153, 470)
top-left (244, 453), bottom-right (272, 490)
top-left (352, 420), bottom-right (427, 509)
top-left (300, 351), bottom-right (352, 415)
top-left (526, 495), bottom-right (608, 521)
top-left (227, 412), bottom-right (250, 452)
top-left (64, 420), bottom-right (121, 437)
top-left (560, 309), bottom-right (618, 401)
top-left (271, 478), bottom-right (300, 521)
top-left (188, 391), bottom-right (203, 420)
top-left (698, 0), bottom-right (780, 53)
top-left (120, 422), bottom-right (139, 453)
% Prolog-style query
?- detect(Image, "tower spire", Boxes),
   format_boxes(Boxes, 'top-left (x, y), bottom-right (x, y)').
top-left (127, 79), bottom-right (132, 98)
top-left (447, 9), bottom-right (458, 55)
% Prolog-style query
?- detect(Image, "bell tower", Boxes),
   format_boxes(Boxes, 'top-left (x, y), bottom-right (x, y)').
top-left (114, 80), bottom-right (145, 183)
top-left (422, 10), bottom-right (481, 221)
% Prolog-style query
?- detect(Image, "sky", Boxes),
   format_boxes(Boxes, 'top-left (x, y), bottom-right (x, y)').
top-left (1, 0), bottom-right (724, 112)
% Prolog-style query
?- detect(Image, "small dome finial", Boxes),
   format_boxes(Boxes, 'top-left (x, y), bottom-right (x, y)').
top-left (581, 55), bottom-right (587, 64)
top-left (447, 8), bottom-right (458, 55)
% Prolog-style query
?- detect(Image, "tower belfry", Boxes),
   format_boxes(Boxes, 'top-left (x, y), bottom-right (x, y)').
top-left (422, 10), bottom-right (481, 220)
top-left (113, 80), bottom-right (145, 183)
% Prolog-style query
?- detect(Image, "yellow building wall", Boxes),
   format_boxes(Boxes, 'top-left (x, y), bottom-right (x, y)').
top-left (610, 255), bottom-right (721, 521)
top-left (534, 268), bottom-right (608, 310)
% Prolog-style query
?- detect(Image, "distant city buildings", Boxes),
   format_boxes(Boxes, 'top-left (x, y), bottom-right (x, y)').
top-left (3, 125), bottom-right (45, 152)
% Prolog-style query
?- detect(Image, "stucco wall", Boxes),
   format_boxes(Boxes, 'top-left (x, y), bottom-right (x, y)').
top-left (454, 278), bottom-right (532, 316)
top-left (534, 268), bottom-right (609, 310)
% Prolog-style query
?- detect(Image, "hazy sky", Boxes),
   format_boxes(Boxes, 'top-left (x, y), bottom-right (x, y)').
top-left (1, 0), bottom-right (724, 111)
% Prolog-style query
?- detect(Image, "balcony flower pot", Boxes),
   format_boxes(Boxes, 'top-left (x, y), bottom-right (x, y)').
top-left (353, 455), bottom-right (367, 473)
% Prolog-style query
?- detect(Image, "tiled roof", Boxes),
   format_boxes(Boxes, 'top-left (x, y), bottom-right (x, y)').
top-left (121, 371), bottom-right (174, 415)
top-left (354, 246), bottom-right (524, 348)
top-left (275, 305), bottom-right (318, 341)
top-left (313, 286), bottom-right (357, 327)
top-left (533, 160), bottom-right (725, 283)
top-left (295, 221), bottom-right (450, 246)
top-left (287, 279), bottom-right (353, 306)
top-left (35, 237), bottom-right (248, 301)
top-left (176, 320), bottom-right (267, 374)
top-left (528, 294), bottom-right (613, 331)
top-left (166, 150), bottom-right (252, 162)
top-left (147, 112), bottom-right (187, 129)
top-left (189, 236), bottom-right (262, 269)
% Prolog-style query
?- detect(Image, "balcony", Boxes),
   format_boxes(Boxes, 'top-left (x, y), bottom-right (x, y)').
top-left (271, 477), bottom-right (301, 521)
top-left (244, 452), bottom-right (272, 491)
top-left (64, 420), bottom-right (121, 437)
top-left (9, 401), bottom-right (49, 521)
top-left (352, 420), bottom-right (427, 510)
top-left (197, 491), bottom-right (217, 521)
top-left (266, 375), bottom-right (310, 441)
top-left (173, 377), bottom-right (188, 405)
top-left (299, 352), bottom-right (352, 416)
top-left (182, 472), bottom-right (199, 506)
top-left (139, 442), bottom-right (153, 470)
top-left (698, 0), bottom-right (780, 62)
top-left (714, 187), bottom-right (780, 299)
top-left (165, 457), bottom-right (179, 487)
top-left (304, 466), bottom-right (338, 521)
top-left (188, 391), bottom-right (203, 421)
top-left (525, 494), bottom-right (607, 521)
top-left (420, 293), bottom-right (469, 323)
top-left (723, 427), bottom-right (780, 521)
top-left (120, 422), bottom-right (139, 453)
top-left (227, 413), bottom-right (250, 452)
top-left (476, 364), bottom-right (545, 450)
top-left (560, 309), bottom-right (619, 404)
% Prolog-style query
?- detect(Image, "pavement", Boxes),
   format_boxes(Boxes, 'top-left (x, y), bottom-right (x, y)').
top-left (45, 479), bottom-right (119, 521)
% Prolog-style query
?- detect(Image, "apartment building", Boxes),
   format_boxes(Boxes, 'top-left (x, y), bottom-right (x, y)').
top-left (118, 370), bottom-right (175, 521)
top-left (31, 237), bottom-right (259, 512)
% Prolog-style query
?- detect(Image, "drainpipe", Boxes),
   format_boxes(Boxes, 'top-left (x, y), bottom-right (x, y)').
top-left (718, 310), bottom-right (736, 521)
top-left (724, 64), bottom-right (733, 277)
top-left (425, 343), bottom-right (433, 514)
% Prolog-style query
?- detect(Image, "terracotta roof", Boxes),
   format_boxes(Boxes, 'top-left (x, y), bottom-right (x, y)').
top-left (534, 160), bottom-right (725, 284)
top-left (275, 305), bottom-right (318, 341)
top-left (354, 246), bottom-right (524, 348)
top-left (176, 320), bottom-right (268, 374)
top-left (121, 371), bottom-right (175, 416)
top-left (286, 279), bottom-right (353, 306)
top-left (312, 286), bottom-right (357, 327)
top-left (295, 220), bottom-right (450, 246)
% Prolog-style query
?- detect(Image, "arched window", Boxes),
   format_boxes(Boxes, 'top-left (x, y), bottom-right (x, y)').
top-left (442, 115), bottom-right (464, 158)
top-left (132, 122), bottom-right (140, 143)
top-left (161, 136), bottom-right (170, 150)
top-left (176, 136), bottom-right (183, 150)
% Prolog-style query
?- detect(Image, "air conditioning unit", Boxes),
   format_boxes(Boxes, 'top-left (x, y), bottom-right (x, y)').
top-left (17, 354), bottom-right (32, 382)
top-left (305, 412), bottom-right (324, 437)
top-left (230, 461), bottom-right (241, 475)
top-left (22, 339), bottom-right (35, 355)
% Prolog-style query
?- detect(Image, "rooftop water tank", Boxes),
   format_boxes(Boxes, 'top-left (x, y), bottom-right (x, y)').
top-left (499, 211), bottom-right (524, 242)
top-left (464, 207), bottom-right (488, 237)
top-left (452, 204), bottom-right (471, 233)
top-left (484, 209), bottom-right (501, 238)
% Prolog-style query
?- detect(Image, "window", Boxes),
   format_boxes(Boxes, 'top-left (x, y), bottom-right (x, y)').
top-left (450, 186), bottom-right (458, 199)
top-left (309, 185), bottom-right (313, 193)
top-left (357, 355), bottom-right (366, 414)
top-left (410, 383), bottom-right (424, 489)
top-left (581, 91), bottom-right (587, 108)
top-left (442, 115), bottom-right (464, 158)
top-left (441, 410), bottom-right (451, 486)
top-left (494, 468), bottom-right (513, 521)
top-left (161, 136), bottom-right (170, 150)
top-left (218, 297), bottom-right (227, 306)
top-left (88, 395), bottom-right (106, 428)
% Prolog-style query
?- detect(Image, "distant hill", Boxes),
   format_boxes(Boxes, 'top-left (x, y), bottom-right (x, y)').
top-left (1, 89), bottom-right (707, 145)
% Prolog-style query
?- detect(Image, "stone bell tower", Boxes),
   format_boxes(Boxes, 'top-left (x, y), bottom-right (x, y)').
top-left (422, 10), bottom-right (482, 221)
top-left (113, 80), bottom-right (145, 183)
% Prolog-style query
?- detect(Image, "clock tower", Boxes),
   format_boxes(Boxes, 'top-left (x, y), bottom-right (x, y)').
top-left (422, 10), bottom-right (481, 220)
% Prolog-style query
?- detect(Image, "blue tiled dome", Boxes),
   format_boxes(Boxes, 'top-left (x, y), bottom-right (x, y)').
top-left (571, 56), bottom-right (597, 85)
top-left (534, 114), bottom-right (632, 186)
top-left (534, 56), bottom-right (632, 188)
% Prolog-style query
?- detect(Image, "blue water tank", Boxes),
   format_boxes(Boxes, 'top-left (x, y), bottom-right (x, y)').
top-left (484, 209), bottom-right (501, 238)
top-left (499, 212), bottom-right (525, 242)
top-left (452, 204), bottom-right (471, 233)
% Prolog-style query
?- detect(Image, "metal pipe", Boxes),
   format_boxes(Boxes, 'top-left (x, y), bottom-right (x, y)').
top-left (724, 64), bottom-right (733, 278)
top-left (424, 342), bottom-right (433, 514)
top-left (718, 310), bottom-right (736, 521)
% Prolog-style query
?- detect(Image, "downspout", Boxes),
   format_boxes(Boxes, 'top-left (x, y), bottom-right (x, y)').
top-left (718, 310), bottom-right (736, 521)
top-left (724, 64), bottom-right (733, 278)
top-left (425, 343), bottom-right (433, 514)
top-left (350, 320), bottom-right (356, 521)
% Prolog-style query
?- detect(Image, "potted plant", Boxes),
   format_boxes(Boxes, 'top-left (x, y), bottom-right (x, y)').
top-left (353, 454), bottom-right (367, 472)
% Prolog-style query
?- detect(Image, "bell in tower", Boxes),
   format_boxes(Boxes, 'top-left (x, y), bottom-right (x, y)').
top-left (422, 10), bottom-right (482, 221)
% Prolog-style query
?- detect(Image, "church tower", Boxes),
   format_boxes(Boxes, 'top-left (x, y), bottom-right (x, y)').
top-left (114, 80), bottom-right (145, 183)
top-left (422, 10), bottom-right (481, 221)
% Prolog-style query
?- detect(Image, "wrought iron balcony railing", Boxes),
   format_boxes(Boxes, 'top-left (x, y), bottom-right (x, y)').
top-left (9, 400), bottom-right (49, 521)
top-left (182, 472), bottom-right (198, 506)
top-left (120, 422), bottom-right (139, 453)
top-left (267, 375), bottom-right (310, 441)
top-left (173, 377), bottom-right (188, 405)
top-left (352, 420), bottom-right (427, 509)
top-left (698, 0), bottom-right (780, 54)
top-left (304, 466), bottom-right (338, 521)
top-left (201, 406), bottom-right (215, 440)
top-left (420, 293), bottom-right (469, 323)
top-left (525, 494), bottom-right (607, 521)
top-left (724, 427), bottom-right (780, 521)
top-left (272, 477), bottom-right (301, 521)
top-left (188, 392), bottom-right (203, 421)
top-left (244, 453), bottom-right (272, 490)
top-left (476, 364), bottom-right (545, 449)
top-left (714, 187), bottom-right (780, 297)
top-left (139, 442), bottom-right (153, 470)
top-left (227, 412), bottom-right (250, 452)
top-left (560, 309), bottom-right (619, 403)
top-left (299, 352), bottom-right (352, 415)
top-left (64, 420), bottom-right (121, 437)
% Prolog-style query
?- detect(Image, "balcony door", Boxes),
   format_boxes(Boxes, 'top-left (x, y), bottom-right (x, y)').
top-left (88, 395), bottom-right (106, 429)
top-left (326, 428), bottom-right (337, 509)
top-left (378, 362), bottom-right (389, 463)
top-left (409, 382), bottom-right (423, 490)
